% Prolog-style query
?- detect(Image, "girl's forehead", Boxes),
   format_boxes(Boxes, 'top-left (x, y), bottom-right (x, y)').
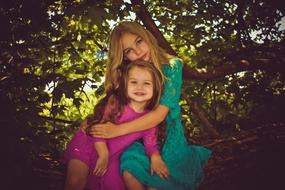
top-left (121, 33), bottom-right (139, 48)
top-left (128, 66), bottom-right (152, 75)
top-left (121, 31), bottom-right (144, 40)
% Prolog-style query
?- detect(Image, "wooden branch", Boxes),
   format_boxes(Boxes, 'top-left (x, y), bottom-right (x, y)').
top-left (181, 91), bottom-right (220, 138)
top-left (130, 0), bottom-right (176, 55)
top-left (189, 100), bottom-right (220, 138)
top-left (130, 0), bottom-right (283, 81)
top-left (182, 58), bottom-right (281, 80)
top-left (31, 125), bottom-right (285, 190)
top-left (131, 0), bottom-right (218, 135)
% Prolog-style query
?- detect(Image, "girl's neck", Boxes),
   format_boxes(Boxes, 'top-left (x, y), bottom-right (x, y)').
top-left (128, 101), bottom-right (146, 113)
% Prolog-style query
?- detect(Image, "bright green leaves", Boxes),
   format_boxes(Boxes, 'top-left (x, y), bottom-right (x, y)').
top-left (1, 0), bottom-right (284, 166)
top-left (53, 78), bottom-right (84, 101)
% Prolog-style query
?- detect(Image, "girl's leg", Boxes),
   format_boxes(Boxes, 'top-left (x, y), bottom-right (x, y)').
top-left (123, 171), bottom-right (145, 190)
top-left (64, 159), bottom-right (89, 190)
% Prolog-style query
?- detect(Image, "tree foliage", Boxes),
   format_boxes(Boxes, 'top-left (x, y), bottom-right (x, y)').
top-left (0, 0), bottom-right (284, 188)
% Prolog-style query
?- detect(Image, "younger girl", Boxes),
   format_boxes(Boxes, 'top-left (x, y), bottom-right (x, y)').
top-left (64, 60), bottom-right (169, 190)
top-left (89, 21), bottom-right (212, 190)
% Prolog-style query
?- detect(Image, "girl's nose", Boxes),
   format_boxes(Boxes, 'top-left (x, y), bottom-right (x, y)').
top-left (134, 47), bottom-right (142, 55)
top-left (136, 83), bottom-right (143, 89)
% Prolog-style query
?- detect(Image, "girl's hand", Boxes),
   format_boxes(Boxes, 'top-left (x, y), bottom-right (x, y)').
top-left (89, 122), bottom-right (123, 139)
top-left (150, 153), bottom-right (170, 179)
top-left (93, 155), bottom-right (109, 176)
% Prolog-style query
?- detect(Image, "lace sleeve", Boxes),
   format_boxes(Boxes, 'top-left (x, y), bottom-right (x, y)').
top-left (159, 58), bottom-right (183, 109)
top-left (143, 127), bottom-right (159, 157)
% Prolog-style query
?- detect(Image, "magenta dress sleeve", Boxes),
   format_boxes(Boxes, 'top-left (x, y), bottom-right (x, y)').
top-left (93, 136), bottom-right (106, 143)
top-left (143, 127), bottom-right (159, 157)
top-left (92, 102), bottom-right (114, 143)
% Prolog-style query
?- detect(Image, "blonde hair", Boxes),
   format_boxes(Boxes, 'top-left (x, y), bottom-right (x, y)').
top-left (105, 21), bottom-right (168, 93)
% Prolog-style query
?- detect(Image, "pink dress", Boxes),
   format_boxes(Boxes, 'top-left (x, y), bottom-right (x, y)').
top-left (64, 104), bottom-right (158, 190)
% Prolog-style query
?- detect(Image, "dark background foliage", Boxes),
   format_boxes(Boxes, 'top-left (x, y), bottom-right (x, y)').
top-left (0, 0), bottom-right (284, 189)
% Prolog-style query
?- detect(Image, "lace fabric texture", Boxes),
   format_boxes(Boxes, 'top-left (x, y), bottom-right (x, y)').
top-left (120, 58), bottom-right (212, 190)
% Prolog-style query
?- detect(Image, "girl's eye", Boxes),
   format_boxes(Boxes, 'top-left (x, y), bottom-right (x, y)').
top-left (129, 80), bottom-right (137, 84)
top-left (137, 38), bottom-right (143, 44)
top-left (125, 49), bottom-right (132, 55)
top-left (144, 82), bottom-right (152, 85)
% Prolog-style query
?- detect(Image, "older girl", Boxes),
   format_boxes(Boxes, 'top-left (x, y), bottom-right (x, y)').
top-left (88, 21), bottom-right (212, 190)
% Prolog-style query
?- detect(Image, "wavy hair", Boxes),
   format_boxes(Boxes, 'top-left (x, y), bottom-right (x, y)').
top-left (105, 21), bottom-right (168, 93)
top-left (86, 60), bottom-right (163, 132)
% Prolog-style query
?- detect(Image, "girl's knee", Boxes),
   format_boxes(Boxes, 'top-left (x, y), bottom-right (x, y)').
top-left (65, 159), bottom-right (89, 190)
top-left (123, 171), bottom-right (135, 181)
top-left (65, 173), bottom-right (86, 190)
top-left (67, 174), bottom-right (85, 185)
top-left (123, 171), bottom-right (145, 190)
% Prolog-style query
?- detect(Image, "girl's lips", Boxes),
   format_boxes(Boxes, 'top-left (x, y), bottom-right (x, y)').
top-left (140, 54), bottom-right (148, 61)
top-left (134, 92), bottom-right (145, 96)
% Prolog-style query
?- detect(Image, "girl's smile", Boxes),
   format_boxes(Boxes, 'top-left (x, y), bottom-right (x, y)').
top-left (127, 66), bottom-right (154, 109)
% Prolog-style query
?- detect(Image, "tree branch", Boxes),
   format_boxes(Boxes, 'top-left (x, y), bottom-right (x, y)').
top-left (130, 0), bottom-right (284, 81)
top-left (182, 58), bottom-right (283, 80)
top-left (181, 90), bottom-right (220, 137)
top-left (130, 0), bottom-right (176, 55)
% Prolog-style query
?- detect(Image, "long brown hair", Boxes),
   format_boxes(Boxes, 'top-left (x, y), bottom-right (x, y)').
top-left (86, 60), bottom-right (163, 132)
top-left (105, 21), bottom-right (168, 93)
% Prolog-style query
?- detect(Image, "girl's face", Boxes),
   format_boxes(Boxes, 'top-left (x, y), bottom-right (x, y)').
top-left (121, 32), bottom-right (151, 62)
top-left (127, 66), bottom-right (154, 107)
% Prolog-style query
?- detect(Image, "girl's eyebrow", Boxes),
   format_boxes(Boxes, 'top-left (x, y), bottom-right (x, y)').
top-left (128, 77), bottom-right (152, 81)
top-left (129, 77), bottom-right (153, 82)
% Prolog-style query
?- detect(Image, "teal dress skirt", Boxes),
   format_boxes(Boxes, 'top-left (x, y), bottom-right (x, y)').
top-left (120, 58), bottom-right (212, 190)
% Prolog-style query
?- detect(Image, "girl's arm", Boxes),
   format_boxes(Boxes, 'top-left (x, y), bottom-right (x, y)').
top-left (150, 153), bottom-right (169, 179)
top-left (91, 58), bottom-right (183, 139)
top-left (93, 142), bottom-right (109, 176)
top-left (90, 105), bottom-right (169, 138)
top-left (143, 126), bottom-right (170, 179)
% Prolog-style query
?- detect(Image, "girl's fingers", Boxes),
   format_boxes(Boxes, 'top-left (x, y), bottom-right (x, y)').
top-left (160, 164), bottom-right (169, 175)
top-left (150, 167), bottom-right (154, 176)
top-left (90, 131), bottom-right (105, 137)
top-left (102, 169), bottom-right (107, 176)
top-left (156, 167), bottom-right (169, 179)
top-left (154, 169), bottom-right (165, 179)
top-left (91, 126), bottom-right (103, 133)
top-left (91, 127), bottom-right (106, 134)
top-left (162, 169), bottom-right (169, 178)
top-left (161, 167), bottom-right (169, 176)
top-left (100, 168), bottom-right (107, 176)
top-left (94, 168), bottom-right (103, 176)
top-left (93, 168), bottom-right (98, 175)
top-left (158, 172), bottom-right (166, 179)
top-left (99, 169), bottom-right (104, 176)
top-left (94, 164), bottom-right (106, 176)
top-left (90, 128), bottom-right (106, 137)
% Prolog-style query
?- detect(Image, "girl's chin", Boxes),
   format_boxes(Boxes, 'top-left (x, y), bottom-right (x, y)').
top-left (144, 55), bottom-right (150, 62)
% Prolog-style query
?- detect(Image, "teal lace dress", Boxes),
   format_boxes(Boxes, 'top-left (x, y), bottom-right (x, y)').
top-left (120, 58), bottom-right (212, 190)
